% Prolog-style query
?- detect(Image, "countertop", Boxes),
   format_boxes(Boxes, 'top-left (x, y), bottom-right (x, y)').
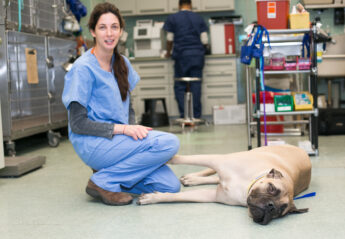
top-left (129, 54), bottom-right (237, 62)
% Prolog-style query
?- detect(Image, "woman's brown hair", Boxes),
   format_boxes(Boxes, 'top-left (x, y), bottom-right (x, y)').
top-left (88, 2), bottom-right (129, 101)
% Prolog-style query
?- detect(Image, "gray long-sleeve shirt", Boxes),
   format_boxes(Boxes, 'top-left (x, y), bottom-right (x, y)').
top-left (69, 101), bottom-right (136, 139)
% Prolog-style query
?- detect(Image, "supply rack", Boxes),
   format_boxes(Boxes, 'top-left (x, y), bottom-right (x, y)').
top-left (245, 26), bottom-right (319, 156)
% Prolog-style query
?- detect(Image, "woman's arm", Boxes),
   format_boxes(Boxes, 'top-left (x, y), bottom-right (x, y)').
top-left (69, 101), bottom-right (152, 140)
top-left (69, 101), bottom-right (114, 139)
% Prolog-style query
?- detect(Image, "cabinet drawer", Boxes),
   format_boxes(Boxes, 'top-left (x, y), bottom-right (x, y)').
top-left (136, 84), bottom-right (169, 96)
top-left (139, 74), bottom-right (169, 85)
top-left (203, 82), bottom-right (237, 94)
top-left (202, 93), bottom-right (237, 115)
top-left (204, 58), bottom-right (236, 72)
top-left (133, 61), bottom-right (170, 74)
top-left (203, 71), bottom-right (236, 83)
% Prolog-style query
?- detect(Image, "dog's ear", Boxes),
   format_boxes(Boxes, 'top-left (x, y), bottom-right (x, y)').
top-left (288, 204), bottom-right (309, 214)
top-left (267, 168), bottom-right (283, 179)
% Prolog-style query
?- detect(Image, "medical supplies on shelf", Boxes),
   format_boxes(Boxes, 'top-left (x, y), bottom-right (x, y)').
top-left (292, 92), bottom-right (313, 110)
top-left (265, 55), bottom-right (311, 71)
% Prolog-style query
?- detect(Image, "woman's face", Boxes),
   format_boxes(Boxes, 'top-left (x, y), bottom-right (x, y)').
top-left (91, 12), bottom-right (122, 52)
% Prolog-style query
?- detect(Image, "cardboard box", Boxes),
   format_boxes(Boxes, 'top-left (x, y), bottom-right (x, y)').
top-left (213, 105), bottom-right (246, 125)
top-left (290, 12), bottom-right (310, 29)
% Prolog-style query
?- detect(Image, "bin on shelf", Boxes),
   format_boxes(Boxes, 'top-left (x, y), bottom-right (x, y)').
top-left (256, 0), bottom-right (290, 29)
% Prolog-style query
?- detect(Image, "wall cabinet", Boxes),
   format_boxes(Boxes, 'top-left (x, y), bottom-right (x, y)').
top-left (114, 0), bottom-right (234, 16)
top-left (110, 0), bottom-right (137, 16)
top-left (201, 0), bottom-right (234, 11)
top-left (137, 0), bottom-right (169, 15)
top-left (168, 0), bottom-right (201, 12)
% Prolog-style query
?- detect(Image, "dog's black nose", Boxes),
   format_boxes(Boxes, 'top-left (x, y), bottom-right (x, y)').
top-left (266, 202), bottom-right (275, 212)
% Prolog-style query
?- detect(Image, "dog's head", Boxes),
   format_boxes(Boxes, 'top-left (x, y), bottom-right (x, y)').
top-left (247, 169), bottom-right (308, 225)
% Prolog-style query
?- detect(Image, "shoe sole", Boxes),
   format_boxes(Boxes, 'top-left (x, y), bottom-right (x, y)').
top-left (86, 187), bottom-right (133, 206)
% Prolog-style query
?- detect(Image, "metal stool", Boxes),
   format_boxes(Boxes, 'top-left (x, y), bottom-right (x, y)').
top-left (174, 77), bottom-right (204, 128)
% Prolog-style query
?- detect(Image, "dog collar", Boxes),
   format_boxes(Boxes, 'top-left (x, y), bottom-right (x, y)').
top-left (247, 173), bottom-right (267, 195)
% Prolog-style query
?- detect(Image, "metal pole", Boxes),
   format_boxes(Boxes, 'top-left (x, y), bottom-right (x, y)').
top-left (246, 66), bottom-right (252, 150)
top-left (310, 23), bottom-right (319, 155)
top-left (255, 58), bottom-right (261, 147)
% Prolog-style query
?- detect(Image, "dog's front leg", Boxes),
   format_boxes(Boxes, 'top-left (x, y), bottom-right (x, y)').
top-left (137, 188), bottom-right (217, 205)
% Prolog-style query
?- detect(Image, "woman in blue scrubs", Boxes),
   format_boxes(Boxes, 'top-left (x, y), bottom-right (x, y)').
top-left (62, 2), bottom-right (180, 206)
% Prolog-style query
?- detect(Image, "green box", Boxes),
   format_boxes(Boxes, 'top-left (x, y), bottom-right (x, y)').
top-left (274, 95), bottom-right (293, 112)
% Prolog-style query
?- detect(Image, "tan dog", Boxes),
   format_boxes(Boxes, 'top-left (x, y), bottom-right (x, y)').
top-left (137, 144), bottom-right (312, 225)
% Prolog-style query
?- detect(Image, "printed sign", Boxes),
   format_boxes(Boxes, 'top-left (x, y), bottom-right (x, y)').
top-left (267, 2), bottom-right (276, 19)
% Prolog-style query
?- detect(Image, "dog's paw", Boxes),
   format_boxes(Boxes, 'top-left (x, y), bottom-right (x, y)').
top-left (137, 192), bottom-right (161, 205)
top-left (180, 175), bottom-right (199, 186)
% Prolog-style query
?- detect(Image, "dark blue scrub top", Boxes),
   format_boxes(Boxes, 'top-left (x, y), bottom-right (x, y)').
top-left (163, 10), bottom-right (208, 59)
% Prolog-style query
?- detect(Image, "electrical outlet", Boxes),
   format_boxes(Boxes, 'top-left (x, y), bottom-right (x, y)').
top-left (334, 8), bottom-right (345, 25)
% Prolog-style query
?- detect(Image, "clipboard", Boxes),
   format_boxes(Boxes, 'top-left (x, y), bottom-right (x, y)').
top-left (25, 48), bottom-right (39, 84)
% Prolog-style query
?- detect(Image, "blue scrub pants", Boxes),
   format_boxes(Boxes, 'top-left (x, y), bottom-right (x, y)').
top-left (174, 81), bottom-right (202, 118)
top-left (174, 55), bottom-right (204, 118)
top-left (85, 130), bottom-right (180, 194)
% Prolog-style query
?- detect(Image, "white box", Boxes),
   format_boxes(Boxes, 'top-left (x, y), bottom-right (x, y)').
top-left (213, 104), bottom-right (246, 125)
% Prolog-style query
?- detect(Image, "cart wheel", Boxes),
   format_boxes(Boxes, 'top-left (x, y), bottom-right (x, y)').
top-left (47, 131), bottom-right (61, 148)
top-left (6, 148), bottom-right (16, 157)
top-left (5, 141), bottom-right (16, 156)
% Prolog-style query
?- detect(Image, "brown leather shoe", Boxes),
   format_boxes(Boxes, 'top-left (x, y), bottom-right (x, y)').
top-left (91, 168), bottom-right (98, 173)
top-left (86, 180), bottom-right (133, 206)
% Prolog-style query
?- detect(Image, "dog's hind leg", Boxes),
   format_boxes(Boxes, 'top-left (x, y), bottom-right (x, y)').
top-left (169, 154), bottom-right (224, 170)
top-left (180, 175), bottom-right (220, 186)
top-left (137, 188), bottom-right (217, 205)
top-left (180, 168), bottom-right (219, 186)
top-left (184, 168), bottom-right (216, 177)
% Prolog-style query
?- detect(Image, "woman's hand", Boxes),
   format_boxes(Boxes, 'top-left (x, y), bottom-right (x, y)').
top-left (114, 124), bottom-right (152, 140)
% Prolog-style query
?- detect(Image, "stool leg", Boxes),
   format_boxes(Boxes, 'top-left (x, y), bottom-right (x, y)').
top-left (184, 92), bottom-right (190, 120)
top-left (188, 92), bottom-right (194, 119)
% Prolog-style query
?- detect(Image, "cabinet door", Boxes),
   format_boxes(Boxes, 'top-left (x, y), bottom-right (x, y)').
top-left (168, 0), bottom-right (201, 12)
top-left (201, 0), bottom-right (234, 11)
top-left (137, 0), bottom-right (168, 15)
top-left (110, 0), bottom-right (136, 16)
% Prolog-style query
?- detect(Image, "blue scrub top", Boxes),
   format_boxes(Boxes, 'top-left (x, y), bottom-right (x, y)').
top-left (163, 10), bottom-right (208, 59)
top-left (62, 49), bottom-right (140, 161)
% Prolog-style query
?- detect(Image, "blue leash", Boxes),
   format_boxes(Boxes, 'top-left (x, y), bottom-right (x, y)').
top-left (294, 192), bottom-right (316, 200)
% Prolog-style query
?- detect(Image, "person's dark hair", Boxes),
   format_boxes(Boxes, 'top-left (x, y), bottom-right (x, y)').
top-left (179, 0), bottom-right (191, 6)
top-left (88, 2), bottom-right (129, 101)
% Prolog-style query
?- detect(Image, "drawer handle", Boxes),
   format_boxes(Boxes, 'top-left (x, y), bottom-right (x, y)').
top-left (205, 73), bottom-right (233, 77)
top-left (204, 5), bottom-right (231, 10)
top-left (141, 76), bottom-right (166, 80)
top-left (121, 10), bottom-right (133, 14)
top-left (140, 8), bottom-right (165, 13)
top-left (207, 84), bottom-right (234, 88)
top-left (206, 63), bottom-right (233, 66)
top-left (208, 95), bottom-right (234, 99)
top-left (140, 87), bottom-right (166, 91)
top-left (139, 65), bottom-right (165, 69)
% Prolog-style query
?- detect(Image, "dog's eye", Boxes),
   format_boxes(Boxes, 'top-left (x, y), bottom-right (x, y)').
top-left (268, 183), bottom-right (281, 196)
top-left (268, 183), bottom-right (276, 194)
top-left (280, 204), bottom-right (288, 214)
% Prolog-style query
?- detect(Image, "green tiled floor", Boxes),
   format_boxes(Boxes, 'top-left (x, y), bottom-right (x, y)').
top-left (1, 125), bottom-right (344, 239)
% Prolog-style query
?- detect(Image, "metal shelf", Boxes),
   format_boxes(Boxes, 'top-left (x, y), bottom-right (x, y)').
top-left (250, 120), bottom-right (309, 126)
top-left (253, 110), bottom-right (316, 117)
top-left (267, 29), bottom-right (310, 35)
top-left (264, 70), bottom-right (310, 75)
top-left (305, 4), bottom-right (345, 9)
